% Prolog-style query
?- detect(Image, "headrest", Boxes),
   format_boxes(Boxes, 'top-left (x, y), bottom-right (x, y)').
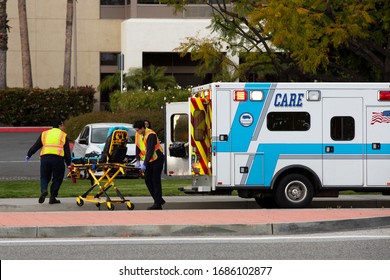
top-left (107, 126), bottom-right (129, 137)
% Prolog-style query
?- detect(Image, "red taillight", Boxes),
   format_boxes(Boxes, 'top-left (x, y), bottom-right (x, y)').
top-left (234, 90), bottom-right (247, 101)
top-left (378, 91), bottom-right (390, 101)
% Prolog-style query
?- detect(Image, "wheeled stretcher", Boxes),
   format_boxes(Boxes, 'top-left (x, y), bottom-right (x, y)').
top-left (68, 127), bottom-right (140, 211)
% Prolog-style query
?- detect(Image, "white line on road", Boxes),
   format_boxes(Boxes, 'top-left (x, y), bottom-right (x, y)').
top-left (0, 235), bottom-right (389, 245)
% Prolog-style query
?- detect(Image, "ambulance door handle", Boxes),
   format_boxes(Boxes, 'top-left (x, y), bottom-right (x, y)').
top-left (325, 146), bottom-right (334, 153)
top-left (219, 134), bottom-right (228, 141)
top-left (372, 143), bottom-right (381, 150)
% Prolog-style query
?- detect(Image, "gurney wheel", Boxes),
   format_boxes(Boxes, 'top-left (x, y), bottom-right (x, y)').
top-left (107, 202), bottom-right (115, 211)
top-left (76, 198), bottom-right (84, 207)
top-left (126, 202), bottom-right (135, 210)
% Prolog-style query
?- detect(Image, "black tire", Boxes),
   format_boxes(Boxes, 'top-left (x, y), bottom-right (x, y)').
top-left (107, 202), bottom-right (115, 211)
top-left (76, 198), bottom-right (84, 207)
top-left (126, 202), bottom-right (135, 210)
top-left (274, 173), bottom-right (314, 208)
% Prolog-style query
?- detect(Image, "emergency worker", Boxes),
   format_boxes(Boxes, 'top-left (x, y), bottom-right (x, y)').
top-left (26, 119), bottom-right (72, 204)
top-left (133, 120), bottom-right (165, 210)
top-left (144, 120), bottom-right (152, 129)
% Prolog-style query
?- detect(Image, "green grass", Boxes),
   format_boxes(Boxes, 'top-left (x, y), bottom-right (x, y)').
top-left (0, 178), bottom-right (381, 199)
top-left (0, 178), bottom-right (192, 198)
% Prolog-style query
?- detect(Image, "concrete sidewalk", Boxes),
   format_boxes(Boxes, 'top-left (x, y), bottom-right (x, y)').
top-left (0, 195), bottom-right (390, 238)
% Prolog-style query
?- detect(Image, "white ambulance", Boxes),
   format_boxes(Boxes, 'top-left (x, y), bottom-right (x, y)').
top-left (165, 82), bottom-right (390, 208)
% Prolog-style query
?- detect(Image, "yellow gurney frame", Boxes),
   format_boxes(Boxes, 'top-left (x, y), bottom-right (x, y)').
top-left (70, 162), bottom-right (137, 211)
top-left (68, 127), bottom-right (139, 211)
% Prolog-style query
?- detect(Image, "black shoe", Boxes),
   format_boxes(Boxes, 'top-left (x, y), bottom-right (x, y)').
top-left (38, 191), bottom-right (48, 204)
top-left (49, 197), bottom-right (61, 204)
top-left (147, 204), bottom-right (162, 210)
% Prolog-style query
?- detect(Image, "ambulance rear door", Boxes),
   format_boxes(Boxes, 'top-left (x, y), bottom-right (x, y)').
top-left (164, 102), bottom-right (190, 176)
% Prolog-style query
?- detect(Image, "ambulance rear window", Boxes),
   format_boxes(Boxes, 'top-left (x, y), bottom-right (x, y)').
top-left (171, 114), bottom-right (188, 142)
top-left (267, 112), bottom-right (310, 131)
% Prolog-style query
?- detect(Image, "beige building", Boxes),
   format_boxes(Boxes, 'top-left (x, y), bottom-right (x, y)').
top-left (6, 1), bottom-right (227, 110)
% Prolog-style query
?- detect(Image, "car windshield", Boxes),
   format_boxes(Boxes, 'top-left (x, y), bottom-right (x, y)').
top-left (91, 127), bottom-right (136, 143)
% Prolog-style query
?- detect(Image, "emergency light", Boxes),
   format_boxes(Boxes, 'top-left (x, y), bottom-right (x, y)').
top-left (307, 90), bottom-right (321, 101)
top-left (234, 90), bottom-right (247, 101)
top-left (378, 91), bottom-right (390, 101)
top-left (250, 90), bottom-right (264, 101)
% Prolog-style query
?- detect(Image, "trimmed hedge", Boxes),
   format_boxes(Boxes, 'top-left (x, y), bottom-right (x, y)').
top-left (109, 88), bottom-right (191, 111)
top-left (0, 87), bottom-right (95, 126)
top-left (65, 109), bottom-right (165, 142)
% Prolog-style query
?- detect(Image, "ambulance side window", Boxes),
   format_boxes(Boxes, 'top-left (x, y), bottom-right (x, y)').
top-left (330, 116), bottom-right (355, 141)
top-left (267, 112), bottom-right (310, 131)
top-left (171, 114), bottom-right (188, 143)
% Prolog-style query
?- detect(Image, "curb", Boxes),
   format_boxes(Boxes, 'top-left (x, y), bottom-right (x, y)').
top-left (0, 127), bottom-right (50, 133)
top-left (1, 216), bottom-right (390, 238)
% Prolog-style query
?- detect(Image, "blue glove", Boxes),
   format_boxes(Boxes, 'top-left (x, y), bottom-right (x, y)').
top-left (135, 161), bottom-right (141, 168)
top-left (25, 156), bottom-right (30, 162)
top-left (141, 164), bottom-right (146, 172)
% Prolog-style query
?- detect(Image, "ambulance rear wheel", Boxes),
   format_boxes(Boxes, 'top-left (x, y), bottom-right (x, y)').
top-left (274, 173), bottom-right (313, 208)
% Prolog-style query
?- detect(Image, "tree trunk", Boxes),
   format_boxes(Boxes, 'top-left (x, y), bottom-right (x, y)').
top-left (0, 0), bottom-right (8, 89)
top-left (18, 0), bottom-right (32, 88)
top-left (63, 0), bottom-right (73, 89)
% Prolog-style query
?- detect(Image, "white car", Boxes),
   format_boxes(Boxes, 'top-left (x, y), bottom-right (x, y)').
top-left (72, 123), bottom-right (139, 177)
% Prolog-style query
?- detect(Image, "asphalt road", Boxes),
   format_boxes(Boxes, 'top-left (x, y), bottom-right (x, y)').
top-left (1, 228), bottom-right (390, 260)
top-left (0, 132), bottom-right (41, 180)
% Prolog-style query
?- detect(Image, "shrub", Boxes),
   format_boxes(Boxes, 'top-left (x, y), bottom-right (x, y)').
top-left (109, 88), bottom-right (191, 111)
top-left (0, 86), bottom-right (95, 126)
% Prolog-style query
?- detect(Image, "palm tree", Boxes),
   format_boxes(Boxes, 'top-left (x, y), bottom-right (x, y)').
top-left (98, 65), bottom-right (177, 94)
top-left (63, 0), bottom-right (73, 89)
top-left (126, 65), bottom-right (176, 90)
top-left (18, 0), bottom-right (32, 88)
top-left (0, 0), bottom-right (9, 89)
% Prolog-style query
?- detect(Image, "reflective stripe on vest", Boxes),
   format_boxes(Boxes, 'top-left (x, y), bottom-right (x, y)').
top-left (40, 128), bottom-right (66, 157)
top-left (135, 128), bottom-right (163, 162)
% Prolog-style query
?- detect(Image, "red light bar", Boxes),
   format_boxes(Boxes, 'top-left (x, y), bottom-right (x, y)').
top-left (234, 90), bottom-right (247, 101)
top-left (378, 91), bottom-right (390, 101)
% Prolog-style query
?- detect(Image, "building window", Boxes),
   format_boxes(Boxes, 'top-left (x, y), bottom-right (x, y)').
top-left (101, 0), bottom-right (130, 5)
top-left (100, 52), bottom-right (120, 66)
top-left (100, 52), bottom-right (120, 108)
top-left (137, 0), bottom-right (159, 4)
top-left (330, 116), bottom-right (355, 141)
top-left (267, 112), bottom-right (311, 131)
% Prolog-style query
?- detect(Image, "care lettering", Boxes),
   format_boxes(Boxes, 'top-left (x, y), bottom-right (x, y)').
top-left (274, 93), bottom-right (304, 107)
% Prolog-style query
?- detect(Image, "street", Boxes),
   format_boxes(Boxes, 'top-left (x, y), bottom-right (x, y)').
top-left (1, 228), bottom-right (390, 260)
top-left (0, 132), bottom-right (41, 180)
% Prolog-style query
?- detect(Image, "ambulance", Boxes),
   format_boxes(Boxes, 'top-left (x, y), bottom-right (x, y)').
top-left (165, 82), bottom-right (390, 208)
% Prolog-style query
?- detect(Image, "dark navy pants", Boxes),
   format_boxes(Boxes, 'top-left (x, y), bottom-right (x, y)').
top-left (144, 154), bottom-right (165, 205)
top-left (40, 155), bottom-right (65, 197)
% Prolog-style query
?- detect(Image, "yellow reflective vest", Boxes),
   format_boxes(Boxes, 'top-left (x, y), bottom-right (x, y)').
top-left (135, 128), bottom-right (163, 162)
top-left (40, 128), bottom-right (67, 157)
